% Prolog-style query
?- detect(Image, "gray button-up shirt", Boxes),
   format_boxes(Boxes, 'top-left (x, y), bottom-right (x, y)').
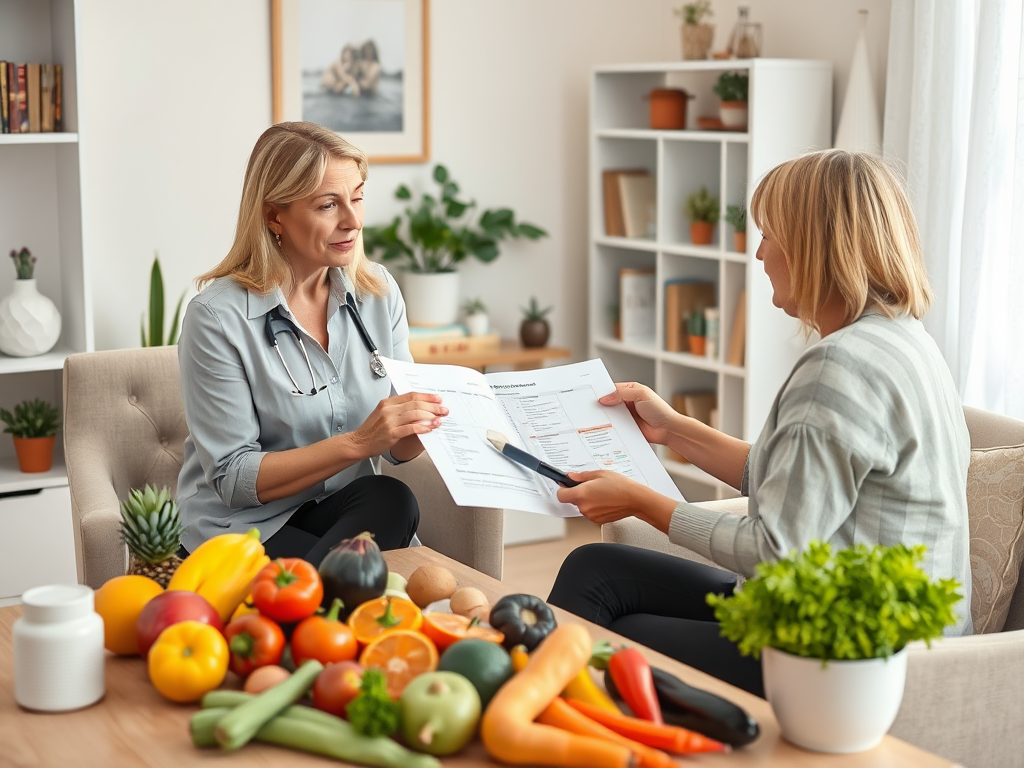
top-left (176, 265), bottom-right (412, 552)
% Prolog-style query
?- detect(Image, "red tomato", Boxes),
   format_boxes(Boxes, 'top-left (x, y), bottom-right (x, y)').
top-left (251, 558), bottom-right (324, 623)
top-left (223, 613), bottom-right (286, 677)
top-left (312, 660), bottom-right (365, 717)
top-left (291, 598), bottom-right (358, 667)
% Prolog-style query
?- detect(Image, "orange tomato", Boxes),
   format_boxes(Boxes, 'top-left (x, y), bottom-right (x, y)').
top-left (347, 596), bottom-right (422, 646)
top-left (359, 629), bottom-right (438, 698)
top-left (420, 612), bottom-right (505, 652)
top-left (94, 575), bottom-right (164, 655)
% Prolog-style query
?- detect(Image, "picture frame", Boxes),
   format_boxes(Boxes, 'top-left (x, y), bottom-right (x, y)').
top-left (271, 0), bottom-right (430, 164)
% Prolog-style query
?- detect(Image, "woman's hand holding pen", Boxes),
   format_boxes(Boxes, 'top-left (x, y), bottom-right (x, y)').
top-left (599, 382), bottom-right (678, 445)
top-left (347, 392), bottom-right (447, 459)
top-left (556, 470), bottom-right (677, 533)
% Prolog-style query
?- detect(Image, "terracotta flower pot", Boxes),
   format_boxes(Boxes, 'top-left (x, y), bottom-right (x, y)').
top-left (719, 101), bottom-right (749, 131)
top-left (688, 336), bottom-right (706, 356)
top-left (734, 231), bottom-right (747, 253)
top-left (648, 88), bottom-right (689, 130)
top-left (13, 435), bottom-right (56, 473)
top-left (520, 320), bottom-right (550, 348)
top-left (690, 221), bottom-right (714, 245)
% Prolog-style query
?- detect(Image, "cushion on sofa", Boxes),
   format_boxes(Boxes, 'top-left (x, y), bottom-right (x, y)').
top-left (968, 445), bottom-right (1024, 633)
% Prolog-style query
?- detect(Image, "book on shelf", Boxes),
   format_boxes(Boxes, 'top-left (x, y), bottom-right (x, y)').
top-left (602, 168), bottom-right (647, 237)
top-left (408, 332), bottom-right (500, 359)
top-left (667, 390), bottom-right (718, 463)
top-left (664, 279), bottom-right (716, 353)
top-left (619, 174), bottom-right (656, 239)
top-left (13, 64), bottom-right (27, 133)
top-left (26, 64), bottom-right (41, 133)
top-left (0, 63), bottom-right (9, 134)
top-left (1, 62), bottom-right (62, 134)
top-left (40, 65), bottom-right (55, 132)
top-left (727, 289), bottom-right (746, 367)
top-left (619, 268), bottom-right (656, 341)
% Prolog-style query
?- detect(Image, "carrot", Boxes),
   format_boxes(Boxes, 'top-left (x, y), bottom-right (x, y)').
top-left (566, 698), bottom-right (729, 755)
top-left (481, 624), bottom-right (637, 768)
top-left (538, 697), bottom-right (675, 768)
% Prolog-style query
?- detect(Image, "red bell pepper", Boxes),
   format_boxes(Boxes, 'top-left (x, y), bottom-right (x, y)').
top-left (608, 646), bottom-right (663, 724)
top-left (251, 557), bottom-right (324, 623)
top-left (223, 613), bottom-right (286, 677)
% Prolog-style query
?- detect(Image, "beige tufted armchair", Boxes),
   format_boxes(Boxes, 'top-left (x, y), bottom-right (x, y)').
top-left (63, 347), bottom-right (504, 590)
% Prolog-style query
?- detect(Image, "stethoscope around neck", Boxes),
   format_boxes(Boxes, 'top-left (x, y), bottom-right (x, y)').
top-left (264, 292), bottom-right (387, 396)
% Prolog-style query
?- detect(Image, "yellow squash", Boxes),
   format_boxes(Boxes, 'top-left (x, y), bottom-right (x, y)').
top-left (168, 528), bottom-right (269, 623)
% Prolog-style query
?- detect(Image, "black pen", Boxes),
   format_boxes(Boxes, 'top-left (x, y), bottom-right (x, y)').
top-left (486, 430), bottom-right (580, 488)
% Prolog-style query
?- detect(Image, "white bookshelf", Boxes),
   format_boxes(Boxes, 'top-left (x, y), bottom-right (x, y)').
top-left (589, 59), bottom-right (832, 502)
top-left (0, 0), bottom-right (89, 598)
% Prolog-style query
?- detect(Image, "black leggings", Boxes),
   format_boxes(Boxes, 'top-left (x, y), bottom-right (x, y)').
top-left (548, 543), bottom-right (764, 697)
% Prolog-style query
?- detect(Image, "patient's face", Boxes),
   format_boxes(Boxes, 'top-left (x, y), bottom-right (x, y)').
top-left (757, 233), bottom-right (795, 316)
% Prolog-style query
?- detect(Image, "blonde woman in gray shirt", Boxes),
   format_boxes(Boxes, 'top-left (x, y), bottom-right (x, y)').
top-left (549, 150), bottom-right (972, 696)
top-left (176, 123), bottom-right (447, 565)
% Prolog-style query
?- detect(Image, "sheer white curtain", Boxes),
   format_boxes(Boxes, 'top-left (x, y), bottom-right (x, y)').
top-left (884, 0), bottom-right (1024, 418)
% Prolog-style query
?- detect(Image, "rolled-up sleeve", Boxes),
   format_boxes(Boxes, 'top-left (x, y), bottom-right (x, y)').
top-left (178, 302), bottom-right (267, 508)
top-left (382, 267), bottom-right (414, 466)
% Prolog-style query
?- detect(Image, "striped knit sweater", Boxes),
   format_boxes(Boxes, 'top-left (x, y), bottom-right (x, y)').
top-left (669, 313), bottom-right (973, 636)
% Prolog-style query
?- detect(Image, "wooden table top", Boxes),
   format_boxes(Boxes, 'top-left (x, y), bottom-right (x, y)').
top-left (411, 340), bottom-right (571, 371)
top-left (0, 547), bottom-right (955, 767)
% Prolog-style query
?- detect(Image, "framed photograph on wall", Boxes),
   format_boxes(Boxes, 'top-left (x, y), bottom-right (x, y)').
top-left (272, 0), bottom-right (430, 164)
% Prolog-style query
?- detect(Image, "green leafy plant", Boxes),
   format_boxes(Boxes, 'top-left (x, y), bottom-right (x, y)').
top-left (521, 296), bottom-right (553, 322)
top-left (0, 399), bottom-right (60, 438)
top-left (9, 247), bottom-right (35, 279)
top-left (674, 0), bottom-right (712, 25)
top-left (713, 71), bottom-right (749, 103)
top-left (688, 308), bottom-right (707, 337)
top-left (462, 297), bottom-right (487, 315)
top-left (707, 541), bottom-right (963, 662)
top-left (684, 187), bottom-right (720, 224)
top-left (725, 204), bottom-right (746, 233)
top-left (141, 254), bottom-right (186, 347)
top-left (362, 164), bottom-right (548, 274)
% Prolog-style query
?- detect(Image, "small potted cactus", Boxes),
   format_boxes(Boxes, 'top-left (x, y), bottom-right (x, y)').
top-left (687, 308), bottom-right (707, 355)
top-left (0, 398), bottom-right (61, 473)
top-left (120, 485), bottom-right (184, 588)
top-left (725, 204), bottom-right (747, 253)
top-left (462, 297), bottom-right (490, 337)
top-left (520, 297), bottom-right (553, 348)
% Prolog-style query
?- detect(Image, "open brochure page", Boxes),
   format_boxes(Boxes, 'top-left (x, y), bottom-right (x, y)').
top-left (382, 357), bottom-right (683, 517)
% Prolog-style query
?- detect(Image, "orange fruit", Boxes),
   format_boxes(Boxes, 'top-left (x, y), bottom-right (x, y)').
top-left (347, 596), bottom-right (422, 646)
top-left (421, 612), bottom-right (505, 652)
top-left (94, 575), bottom-right (164, 655)
top-left (359, 629), bottom-right (439, 698)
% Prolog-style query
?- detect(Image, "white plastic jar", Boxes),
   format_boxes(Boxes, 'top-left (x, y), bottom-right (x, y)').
top-left (14, 583), bottom-right (105, 712)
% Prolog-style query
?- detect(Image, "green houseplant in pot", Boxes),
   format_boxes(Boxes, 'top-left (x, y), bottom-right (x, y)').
top-left (0, 398), bottom-right (61, 473)
top-left (725, 204), bottom-right (747, 253)
top-left (707, 541), bottom-right (962, 753)
top-left (520, 297), bottom-right (552, 348)
top-left (462, 297), bottom-right (489, 338)
top-left (713, 71), bottom-right (749, 131)
top-left (674, 0), bottom-right (714, 60)
top-left (141, 254), bottom-right (185, 347)
top-left (0, 247), bottom-right (62, 357)
top-left (684, 187), bottom-right (719, 245)
top-left (363, 165), bottom-right (548, 327)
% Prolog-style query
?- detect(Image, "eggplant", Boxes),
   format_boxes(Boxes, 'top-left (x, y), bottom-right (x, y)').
top-left (318, 531), bottom-right (388, 619)
top-left (604, 666), bottom-right (759, 747)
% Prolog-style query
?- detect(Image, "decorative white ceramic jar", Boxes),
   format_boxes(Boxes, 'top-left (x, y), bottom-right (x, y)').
top-left (762, 646), bottom-right (908, 753)
top-left (14, 584), bottom-right (105, 712)
top-left (401, 270), bottom-right (460, 327)
top-left (464, 312), bottom-right (489, 337)
top-left (0, 278), bottom-right (62, 356)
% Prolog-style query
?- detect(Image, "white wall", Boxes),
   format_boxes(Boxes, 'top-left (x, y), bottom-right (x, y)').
top-left (80, 0), bottom-right (890, 356)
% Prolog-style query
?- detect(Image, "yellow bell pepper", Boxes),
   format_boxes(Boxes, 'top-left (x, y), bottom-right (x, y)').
top-left (562, 667), bottom-right (621, 713)
top-left (168, 528), bottom-right (270, 623)
top-left (148, 620), bottom-right (229, 703)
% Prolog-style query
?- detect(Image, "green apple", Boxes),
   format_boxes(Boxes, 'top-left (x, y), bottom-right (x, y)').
top-left (400, 671), bottom-right (481, 755)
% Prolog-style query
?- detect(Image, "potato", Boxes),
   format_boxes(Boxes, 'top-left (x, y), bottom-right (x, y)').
top-left (449, 587), bottom-right (489, 618)
top-left (406, 565), bottom-right (458, 608)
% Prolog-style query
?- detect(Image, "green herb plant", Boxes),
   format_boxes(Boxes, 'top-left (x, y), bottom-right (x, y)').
top-left (362, 164), bottom-right (548, 274)
top-left (9, 247), bottom-right (35, 279)
top-left (674, 0), bottom-right (712, 25)
top-left (707, 541), bottom-right (963, 662)
top-left (141, 254), bottom-right (186, 347)
top-left (462, 297), bottom-right (487, 315)
top-left (688, 308), bottom-right (707, 337)
top-left (684, 187), bottom-right (720, 224)
top-left (725, 204), bottom-right (746, 233)
top-left (521, 296), bottom-right (553, 322)
top-left (0, 399), bottom-right (60, 438)
top-left (713, 71), bottom-right (749, 103)
top-left (345, 669), bottom-right (401, 738)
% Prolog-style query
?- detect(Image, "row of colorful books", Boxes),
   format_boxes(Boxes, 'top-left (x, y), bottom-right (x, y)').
top-left (1, 62), bottom-right (64, 134)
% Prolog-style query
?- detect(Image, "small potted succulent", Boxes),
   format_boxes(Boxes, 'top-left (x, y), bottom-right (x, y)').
top-left (520, 297), bottom-right (552, 348)
top-left (725, 204), bottom-right (747, 253)
top-left (684, 187), bottom-right (720, 245)
top-left (713, 71), bottom-right (749, 131)
top-left (687, 308), bottom-right (707, 355)
top-left (0, 398), bottom-right (61, 473)
top-left (462, 297), bottom-right (490, 337)
top-left (0, 247), bottom-right (62, 357)
top-left (708, 541), bottom-right (963, 753)
top-left (674, 0), bottom-right (714, 60)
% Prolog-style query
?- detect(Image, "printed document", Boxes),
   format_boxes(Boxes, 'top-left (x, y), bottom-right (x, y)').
top-left (382, 358), bottom-right (684, 517)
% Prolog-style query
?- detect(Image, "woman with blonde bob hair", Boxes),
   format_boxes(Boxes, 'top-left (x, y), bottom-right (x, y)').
top-left (176, 122), bottom-right (447, 565)
top-left (549, 150), bottom-right (972, 696)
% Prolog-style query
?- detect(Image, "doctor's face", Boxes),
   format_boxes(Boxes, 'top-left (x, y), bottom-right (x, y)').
top-left (272, 158), bottom-right (365, 274)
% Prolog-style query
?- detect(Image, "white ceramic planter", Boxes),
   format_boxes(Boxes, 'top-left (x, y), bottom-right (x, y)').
top-left (0, 278), bottom-right (62, 356)
top-left (401, 270), bottom-right (460, 327)
top-left (464, 312), bottom-right (489, 337)
top-left (720, 101), bottom-right (748, 131)
top-left (762, 646), bottom-right (907, 753)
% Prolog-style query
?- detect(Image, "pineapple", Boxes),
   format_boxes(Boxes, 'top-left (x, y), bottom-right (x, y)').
top-left (120, 485), bottom-right (184, 588)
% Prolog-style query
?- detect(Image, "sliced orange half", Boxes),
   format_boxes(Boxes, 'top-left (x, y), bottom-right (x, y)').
top-left (359, 629), bottom-right (438, 698)
top-left (347, 596), bottom-right (423, 646)
top-left (420, 612), bottom-right (505, 652)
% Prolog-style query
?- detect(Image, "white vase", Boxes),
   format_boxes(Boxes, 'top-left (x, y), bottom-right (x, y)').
top-left (464, 312), bottom-right (489, 337)
top-left (0, 278), bottom-right (62, 357)
top-left (762, 646), bottom-right (908, 753)
top-left (719, 101), bottom-right (748, 130)
top-left (834, 9), bottom-right (882, 154)
top-left (401, 270), bottom-right (460, 327)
